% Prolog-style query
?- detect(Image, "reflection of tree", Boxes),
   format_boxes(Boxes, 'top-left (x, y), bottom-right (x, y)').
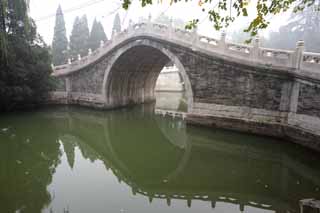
top-left (0, 116), bottom-right (61, 213)
top-left (154, 14), bottom-right (185, 29)
top-left (59, 108), bottom-right (320, 213)
top-left (61, 135), bottom-right (77, 169)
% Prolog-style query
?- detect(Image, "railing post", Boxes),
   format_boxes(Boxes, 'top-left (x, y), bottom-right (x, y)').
top-left (219, 31), bottom-right (226, 52)
top-left (251, 35), bottom-right (260, 61)
top-left (147, 13), bottom-right (152, 31)
top-left (77, 54), bottom-right (81, 61)
top-left (192, 26), bottom-right (199, 51)
top-left (111, 29), bottom-right (117, 40)
top-left (68, 58), bottom-right (71, 64)
top-left (100, 40), bottom-right (104, 48)
top-left (128, 19), bottom-right (133, 31)
top-left (168, 17), bottom-right (173, 39)
top-left (88, 48), bottom-right (92, 56)
top-left (294, 40), bottom-right (304, 70)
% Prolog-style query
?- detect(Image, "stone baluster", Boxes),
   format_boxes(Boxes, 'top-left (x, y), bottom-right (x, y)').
top-left (168, 17), bottom-right (174, 39)
top-left (170, 17), bottom-right (173, 28)
top-left (294, 40), bottom-right (304, 70)
top-left (111, 29), bottom-right (117, 39)
top-left (77, 54), bottom-right (81, 61)
top-left (211, 201), bottom-right (216, 209)
top-left (166, 197), bottom-right (171, 206)
top-left (51, 63), bottom-right (54, 70)
top-left (147, 13), bottom-right (152, 31)
top-left (148, 195), bottom-right (153, 203)
top-left (132, 187), bottom-right (137, 195)
top-left (128, 19), bottom-right (133, 31)
top-left (88, 48), bottom-right (92, 56)
top-left (148, 13), bottom-right (152, 23)
top-left (251, 35), bottom-right (260, 61)
top-left (192, 25), bottom-right (199, 51)
top-left (68, 58), bottom-right (71, 64)
top-left (219, 31), bottom-right (226, 52)
top-left (239, 203), bottom-right (245, 213)
top-left (187, 199), bottom-right (192, 208)
top-left (100, 40), bottom-right (104, 48)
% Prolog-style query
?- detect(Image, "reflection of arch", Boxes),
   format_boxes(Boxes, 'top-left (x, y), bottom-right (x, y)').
top-left (104, 110), bottom-right (188, 182)
top-left (101, 39), bottom-right (193, 112)
top-left (154, 115), bottom-right (188, 149)
top-left (51, 109), bottom-right (320, 213)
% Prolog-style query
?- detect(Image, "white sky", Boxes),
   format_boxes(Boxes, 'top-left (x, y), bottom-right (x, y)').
top-left (29, 0), bottom-right (290, 45)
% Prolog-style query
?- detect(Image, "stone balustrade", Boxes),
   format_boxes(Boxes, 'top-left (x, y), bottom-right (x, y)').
top-left (52, 20), bottom-right (320, 77)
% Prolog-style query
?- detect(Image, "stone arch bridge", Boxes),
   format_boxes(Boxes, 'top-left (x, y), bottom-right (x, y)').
top-left (51, 21), bottom-right (320, 151)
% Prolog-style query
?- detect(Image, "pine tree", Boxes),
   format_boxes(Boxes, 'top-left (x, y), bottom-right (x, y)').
top-left (69, 15), bottom-right (90, 59)
top-left (267, 4), bottom-right (320, 52)
top-left (89, 19), bottom-right (107, 51)
top-left (52, 5), bottom-right (68, 66)
top-left (112, 13), bottom-right (121, 36)
top-left (154, 14), bottom-right (185, 29)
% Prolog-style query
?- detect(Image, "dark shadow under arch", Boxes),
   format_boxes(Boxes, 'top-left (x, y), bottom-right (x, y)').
top-left (102, 39), bottom-right (194, 111)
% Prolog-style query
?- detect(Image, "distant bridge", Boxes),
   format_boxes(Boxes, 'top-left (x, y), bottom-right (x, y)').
top-left (51, 19), bottom-right (320, 151)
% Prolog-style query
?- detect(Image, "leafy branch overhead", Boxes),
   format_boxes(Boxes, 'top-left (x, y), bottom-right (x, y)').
top-left (121, 0), bottom-right (319, 41)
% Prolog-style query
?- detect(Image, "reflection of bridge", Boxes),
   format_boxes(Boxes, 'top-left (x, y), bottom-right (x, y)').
top-left (50, 19), bottom-right (320, 151)
top-left (49, 108), bottom-right (320, 213)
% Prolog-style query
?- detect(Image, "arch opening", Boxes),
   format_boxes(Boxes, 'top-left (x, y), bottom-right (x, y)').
top-left (155, 62), bottom-right (188, 112)
top-left (103, 41), bottom-right (193, 112)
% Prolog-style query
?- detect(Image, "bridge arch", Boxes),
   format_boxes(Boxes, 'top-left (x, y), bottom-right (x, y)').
top-left (101, 38), bottom-right (193, 111)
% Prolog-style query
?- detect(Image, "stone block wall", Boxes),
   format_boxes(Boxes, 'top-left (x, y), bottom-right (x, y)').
top-left (298, 83), bottom-right (320, 117)
top-left (70, 61), bottom-right (107, 94)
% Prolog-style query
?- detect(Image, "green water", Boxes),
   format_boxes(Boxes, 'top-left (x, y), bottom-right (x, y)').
top-left (0, 105), bottom-right (320, 213)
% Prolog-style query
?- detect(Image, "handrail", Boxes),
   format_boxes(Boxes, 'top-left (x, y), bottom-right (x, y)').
top-left (52, 20), bottom-right (319, 77)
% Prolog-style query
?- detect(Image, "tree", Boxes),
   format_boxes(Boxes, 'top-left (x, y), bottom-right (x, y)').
top-left (121, 0), bottom-right (320, 41)
top-left (52, 5), bottom-right (69, 66)
top-left (154, 14), bottom-right (185, 29)
top-left (112, 13), bottom-right (121, 36)
top-left (0, 0), bottom-right (30, 61)
top-left (69, 15), bottom-right (90, 59)
top-left (89, 18), bottom-right (107, 51)
top-left (0, 0), bottom-right (54, 111)
top-left (266, 4), bottom-right (320, 52)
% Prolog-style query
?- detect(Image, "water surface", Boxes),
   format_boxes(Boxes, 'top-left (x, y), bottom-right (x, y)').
top-left (0, 105), bottom-right (319, 213)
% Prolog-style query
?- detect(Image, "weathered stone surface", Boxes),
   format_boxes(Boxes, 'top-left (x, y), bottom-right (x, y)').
top-left (70, 59), bottom-right (108, 94)
top-left (298, 83), bottom-right (320, 117)
top-left (54, 78), bottom-right (66, 92)
top-left (167, 48), bottom-right (287, 111)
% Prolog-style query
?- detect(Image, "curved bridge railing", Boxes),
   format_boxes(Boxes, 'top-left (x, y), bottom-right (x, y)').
top-left (52, 20), bottom-right (320, 77)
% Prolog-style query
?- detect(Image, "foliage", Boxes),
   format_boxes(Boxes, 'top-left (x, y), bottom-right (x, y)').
top-left (89, 18), bottom-right (107, 51)
top-left (266, 4), bottom-right (320, 52)
top-left (0, 0), bottom-right (54, 111)
top-left (69, 15), bottom-right (90, 59)
top-left (52, 5), bottom-right (69, 66)
top-left (121, 0), bottom-right (319, 42)
top-left (112, 13), bottom-right (121, 35)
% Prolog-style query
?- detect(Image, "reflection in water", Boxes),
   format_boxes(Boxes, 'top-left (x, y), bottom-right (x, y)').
top-left (0, 106), bottom-right (319, 213)
top-left (155, 91), bottom-right (188, 112)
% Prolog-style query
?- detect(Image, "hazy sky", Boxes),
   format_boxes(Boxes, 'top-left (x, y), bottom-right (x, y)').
top-left (29, 0), bottom-right (290, 45)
